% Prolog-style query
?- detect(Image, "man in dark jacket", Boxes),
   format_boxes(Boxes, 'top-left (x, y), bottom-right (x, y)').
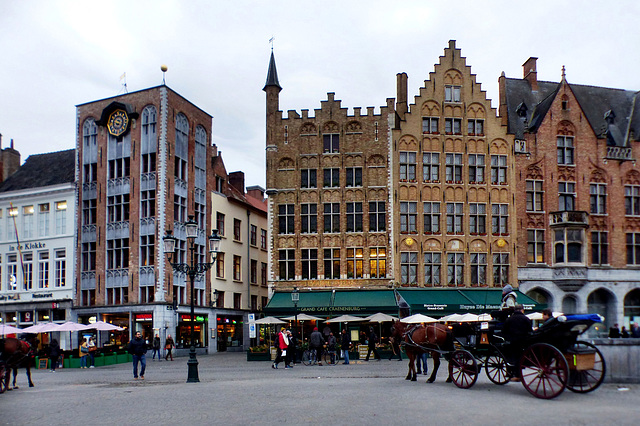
top-left (129, 331), bottom-right (147, 379)
top-left (502, 304), bottom-right (532, 381)
top-left (341, 329), bottom-right (352, 365)
top-left (365, 327), bottom-right (380, 361)
top-left (309, 327), bottom-right (325, 365)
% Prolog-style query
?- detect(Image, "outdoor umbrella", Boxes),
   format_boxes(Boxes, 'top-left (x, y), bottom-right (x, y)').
top-left (56, 322), bottom-right (91, 331)
top-left (0, 324), bottom-right (22, 336)
top-left (439, 313), bottom-right (464, 322)
top-left (363, 312), bottom-right (397, 340)
top-left (400, 314), bottom-right (438, 324)
top-left (325, 315), bottom-right (365, 323)
top-left (254, 317), bottom-right (286, 347)
top-left (458, 313), bottom-right (480, 322)
top-left (21, 322), bottom-right (60, 333)
top-left (477, 313), bottom-right (493, 322)
top-left (84, 321), bottom-right (124, 331)
top-left (281, 313), bottom-right (323, 341)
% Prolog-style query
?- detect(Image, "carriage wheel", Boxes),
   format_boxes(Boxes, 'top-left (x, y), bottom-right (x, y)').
top-left (566, 341), bottom-right (606, 393)
top-left (520, 343), bottom-right (568, 399)
top-left (484, 347), bottom-right (509, 385)
top-left (448, 349), bottom-right (478, 389)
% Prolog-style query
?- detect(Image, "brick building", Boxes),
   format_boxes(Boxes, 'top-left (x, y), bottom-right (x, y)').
top-left (500, 58), bottom-right (640, 330)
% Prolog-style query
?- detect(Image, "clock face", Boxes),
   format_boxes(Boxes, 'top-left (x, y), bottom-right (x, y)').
top-left (107, 109), bottom-right (129, 137)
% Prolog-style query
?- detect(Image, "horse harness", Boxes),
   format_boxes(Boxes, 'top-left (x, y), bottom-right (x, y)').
top-left (400, 324), bottom-right (447, 355)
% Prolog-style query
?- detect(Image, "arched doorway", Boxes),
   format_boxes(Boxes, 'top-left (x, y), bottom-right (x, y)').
top-left (623, 289), bottom-right (640, 326)
top-left (562, 295), bottom-right (577, 314)
top-left (526, 287), bottom-right (552, 309)
top-left (587, 289), bottom-right (615, 328)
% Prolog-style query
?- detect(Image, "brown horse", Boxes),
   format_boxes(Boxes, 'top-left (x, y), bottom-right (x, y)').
top-left (390, 320), bottom-right (454, 383)
top-left (0, 337), bottom-right (35, 390)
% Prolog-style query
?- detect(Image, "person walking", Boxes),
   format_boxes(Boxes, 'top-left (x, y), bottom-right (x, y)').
top-left (129, 331), bottom-right (147, 379)
top-left (341, 329), bottom-right (352, 365)
top-left (365, 327), bottom-right (380, 361)
top-left (388, 336), bottom-right (403, 361)
top-left (79, 338), bottom-right (89, 369)
top-left (152, 334), bottom-right (161, 360)
top-left (49, 338), bottom-right (60, 372)
top-left (272, 327), bottom-right (289, 369)
top-left (309, 327), bottom-right (325, 366)
top-left (285, 330), bottom-right (296, 367)
top-left (165, 335), bottom-right (175, 361)
top-left (326, 332), bottom-right (337, 364)
top-left (87, 337), bottom-right (97, 368)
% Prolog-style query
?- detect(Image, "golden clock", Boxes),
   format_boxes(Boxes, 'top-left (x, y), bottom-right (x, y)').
top-left (107, 109), bottom-right (129, 137)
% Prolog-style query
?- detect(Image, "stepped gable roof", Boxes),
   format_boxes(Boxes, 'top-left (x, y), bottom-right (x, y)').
top-left (263, 51), bottom-right (282, 92)
top-left (0, 149), bottom-right (75, 193)
top-left (504, 78), bottom-right (640, 146)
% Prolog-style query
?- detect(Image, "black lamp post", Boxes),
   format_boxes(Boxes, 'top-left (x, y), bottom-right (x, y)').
top-left (291, 286), bottom-right (299, 336)
top-left (163, 216), bottom-right (221, 383)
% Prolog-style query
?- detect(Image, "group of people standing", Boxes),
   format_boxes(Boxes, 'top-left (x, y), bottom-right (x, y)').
top-left (78, 337), bottom-right (97, 369)
top-left (609, 323), bottom-right (640, 338)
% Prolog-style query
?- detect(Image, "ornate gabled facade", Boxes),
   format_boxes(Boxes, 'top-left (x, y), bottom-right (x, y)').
top-left (391, 40), bottom-right (516, 288)
top-left (501, 57), bottom-right (640, 329)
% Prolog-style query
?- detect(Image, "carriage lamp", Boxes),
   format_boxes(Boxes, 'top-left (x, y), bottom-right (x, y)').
top-left (163, 219), bottom-right (222, 383)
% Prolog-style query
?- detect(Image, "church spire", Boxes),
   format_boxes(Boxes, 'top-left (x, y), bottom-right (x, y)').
top-left (263, 50), bottom-right (282, 92)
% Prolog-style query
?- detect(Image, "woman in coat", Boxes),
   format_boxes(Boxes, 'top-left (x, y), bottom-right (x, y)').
top-left (165, 335), bottom-right (175, 361)
top-left (49, 339), bottom-right (60, 372)
top-left (79, 338), bottom-right (89, 369)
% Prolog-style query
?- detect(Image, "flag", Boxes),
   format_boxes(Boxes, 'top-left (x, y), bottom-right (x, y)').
top-left (9, 202), bottom-right (25, 290)
top-left (120, 72), bottom-right (126, 81)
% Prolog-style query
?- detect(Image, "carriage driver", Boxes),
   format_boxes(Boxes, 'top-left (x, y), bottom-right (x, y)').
top-left (500, 284), bottom-right (517, 310)
top-left (502, 304), bottom-right (533, 382)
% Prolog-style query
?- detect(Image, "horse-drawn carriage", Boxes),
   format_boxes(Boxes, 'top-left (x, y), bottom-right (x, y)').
top-left (394, 313), bottom-right (606, 399)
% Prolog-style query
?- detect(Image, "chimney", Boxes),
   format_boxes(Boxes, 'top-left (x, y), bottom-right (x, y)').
top-left (229, 171), bottom-right (245, 194)
top-left (523, 57), bottom-right (538, 91)
top-left (396, 73), bottom-right (408, 120)
top-left (246, 185), bottom-right (265, 201)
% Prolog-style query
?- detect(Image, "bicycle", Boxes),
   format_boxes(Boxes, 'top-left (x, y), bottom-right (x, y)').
top-left (302, 348), bottom-right (320, 366)
top-left (323, 349), bottom-right (339, 366)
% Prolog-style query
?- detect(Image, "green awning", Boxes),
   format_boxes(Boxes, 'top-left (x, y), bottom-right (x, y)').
top-left (263, 291), bottom-right (332, 315)
top-left (332, 290), bottom-right (398, 315)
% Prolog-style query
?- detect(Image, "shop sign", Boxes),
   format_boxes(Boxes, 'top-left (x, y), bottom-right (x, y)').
top-left (9, 242), bottom-right (46, 252)
top-left (32, 293), bottom-right (54, 299)
top-left (300, 306), bottom-right (364, 313)
top-left (181, 315), bottom-right (205, 322)
top-left (135, 314), bottom-right (153, 321)
top-left (423, 304), bottom-right (448, 311)
top-left (0, 294), bottom-right (20, 301)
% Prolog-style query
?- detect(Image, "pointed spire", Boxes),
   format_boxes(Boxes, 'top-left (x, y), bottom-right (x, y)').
top-left (263, 51), bottom-right (282, 92)
top-left (561, 65), bottom-right (566, 81)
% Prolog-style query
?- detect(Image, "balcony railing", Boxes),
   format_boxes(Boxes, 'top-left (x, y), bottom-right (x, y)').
top-left (605, 146), bottom-right (633, 161)
top-left (549, 211), bottom-right (589, 227)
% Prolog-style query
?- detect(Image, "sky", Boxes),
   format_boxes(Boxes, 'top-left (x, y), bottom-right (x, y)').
top-left (1, 1), bottom-right (639, 189)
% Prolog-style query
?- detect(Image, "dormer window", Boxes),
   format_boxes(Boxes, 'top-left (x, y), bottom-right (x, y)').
top-left (516, 102), bottom-right (528, 118)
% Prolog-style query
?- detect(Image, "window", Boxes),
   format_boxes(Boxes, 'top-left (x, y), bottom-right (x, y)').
top-left (81, 199), bottom-right (96, 226)
top-left (38, 252), bottom-right (49, 289)
top-left (250, 225), bottom-right (257, 246)
top-left (260, 229), bottom-right (267, 250)
top-left (527, 230), bottom-right (545, 263)
top-left (423, 153), bottom-right (440, 182)
top-left (591, 231), bottom-right (608, 265)
top-left (278, 204), bottom-right (295, 234)
top-left (491, 204), bottom-right (509, 235)
top-left (624, 186), bottom-right (640, 216)
top-left (470, 253), bottom-right (487, 286)
top-left (301, 169), bottom-right (317, 189)
top-left (424, 252), bottom-right (441, 286)
top-left (233, 255), bottom-right (242, 281)
top-left (468, 119), bottom-right (484, 136)
top-left (55, 201), bottom-right (67, 234)
top-left (140, 190), bottom-right (156, 218)
top-left (346, 248), bottom-right (364, 279)
top-left (627, 233), bottom-right (640, 265)
top-left (81, 242), bottom-right (96, 271)
top-left (81, 290), bottom-right (96, 307)
top-left (399, 152), bottom-right (417, 181)
top-left (108, 157), bottom-right (131, 179)
top-left (324, 248), bottom-right (340, 279)
top-left (279, 249), bottom-right (295, 280)
top-left (54, 249), bottom-right (66, 287)
top-left (233, 218), bottom-right (241, 241)
top-left (555, 229), bottom-right (583, 264)
top-left (175, 114), bottom-right (189, 180)
top-left (107, 287), bottom-right (128, 305)
top-left (107, 194), bottom-right (130, 223)
top-left (468, 154), bottom-right (485, 183)
top-left (301, 204), bottom-right (317, 233)
top-left (370, 247), bottom-right (386, 278)
top-left (216, 213), bottom-right (225, 236)
top-left (369, 201), bottom-right (386, 232)
top-left (216, 253), bottom-right (225, 278)
top-left (301, 249), bottom-right (318, 280)
top-left (22, 206), bottom-right (34, 239)
top-left (490, 155), bottom-right (507, 184)
top-left (446, 203), bottom-right (464, 234)
top-left (346, 167), bottom-right (363, 187)
top-left (447, 253), bottom-right (464, 286)
top-left (590, 184), bottom-right (607, 215)
top-left (174, 195), bottom-right (186, 222)
top-left (493, 253), bottom-right (509, 285)
top-left (250, 259), bottom-right (257, 284)
top-left (400, 202), bottom-right (418, 233)
top-left (422, 117), bottom-right (439, 134)
top-left (444, 118), bottom-right (462, 134)
top-left (445, 153), bottom-right (463, 182)
top-left (23, 253), bottom-right (33, 290)
top-left (469, 203), bottom-right (486, 234)
top-left (233, 293), bottom-right (242, 310)
top-left (83, 118), bottom-right (98, 183)
top-left (323, 168), bottom-right (340, 187)
top-left (526, 180), bottom-right (544, 212)
top-left (7, 254), bottom-right (17, 291)
top-left (346, 202), bottom-right (363, 232)
top-left (323, 133), bottom-right (340, 153)
top-left (323, 203), bottom-right (340, 233)
top-left (261, 262), bottom-right (267, 286)
top-left (141, 152), bottom-right (156, 173)
top-left (558, 182), bottom-right (576, 211)
top-left (557, 136), bottom-right (575, 165)
top-left (140, 235), bottom-right (155, 266)
top-left (423, 202), bottom-right (440, 234)
top-left (400, 252), bottom-right (418, 285)
top-left (107, 239), bottom-right (129, 269)
top-left (445, 85), bottom-right (461, 102)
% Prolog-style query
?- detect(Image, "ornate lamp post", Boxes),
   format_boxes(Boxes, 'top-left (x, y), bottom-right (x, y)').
top-left (291, 286), bottom-right (299, 336)
top-left (163, 216), bottom-right (221, 383)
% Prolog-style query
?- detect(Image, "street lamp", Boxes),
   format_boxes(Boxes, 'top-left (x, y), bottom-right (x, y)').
top-left (291, 286), bottom-right (299, 337)
top-left (163, 216), bottom-right (221, 383)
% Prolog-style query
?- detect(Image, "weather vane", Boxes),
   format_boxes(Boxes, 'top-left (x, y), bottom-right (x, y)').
top-left (161, 65), bottom-right (168, 85)
top-left (269, 36), bottom-right (274, 51)
top-left (119, 72), bottom-right (128, 94)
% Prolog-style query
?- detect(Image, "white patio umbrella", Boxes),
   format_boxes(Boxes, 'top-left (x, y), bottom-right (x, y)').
top-left (21, 322), bottom-right (60, 333)
top-left (400, 314), bottom-right (438, 324)
top-left (281, 313), bottom-right (323, 321)
top-left (362, 313), bottom-right (397, 323)
top-left (458, 313), bottom-right (480, 322)
top-left (254, 316), bottom-right (286, 324)
top-left (84, 321), bottom-right (124, 331)
top-left (477, 313), bottom-right (493, 322)
top-left (56, 321), bottom-right (91, 331)
top-left (325, 315), bottom-right (365, 323)
top-left (0, 324), bottom-right (22, 335)
top-left (439, 313), bottom-right (464, 322)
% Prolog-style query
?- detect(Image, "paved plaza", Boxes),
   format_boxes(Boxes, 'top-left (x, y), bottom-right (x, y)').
top-left (0, 352), bottom-right (637, 425)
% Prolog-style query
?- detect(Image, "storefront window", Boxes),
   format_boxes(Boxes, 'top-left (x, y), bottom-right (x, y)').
top-left (37, 310), bottom-right (51, 322)
top-left (216, 316), bottom-right (243, 351)
top-left (52, 309), bottom-right (66, 322)
top-left (177, 314), bottom-right (208, 348)
top-left (102, 313), bottom-right (130, 347)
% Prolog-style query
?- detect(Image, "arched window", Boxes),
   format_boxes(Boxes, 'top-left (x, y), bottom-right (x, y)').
top-left (175, 113), bottom-right (189, 181)
top-left (82, 118), bottom-right (98, 182)
top-left (141, 105), bottom-right (157, 153)
top-left (554, 228), bottom-right (584, 264)
top-left (587, 289), bottom-right (615, 328)
top-left (562, 295), bottom-right (577, 314)
top-left (624, 289), bottom-right (640, 324)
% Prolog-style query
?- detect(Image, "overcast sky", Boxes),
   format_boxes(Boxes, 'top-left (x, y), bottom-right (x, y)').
top-left (1, 1), bottom-right (638, 189)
